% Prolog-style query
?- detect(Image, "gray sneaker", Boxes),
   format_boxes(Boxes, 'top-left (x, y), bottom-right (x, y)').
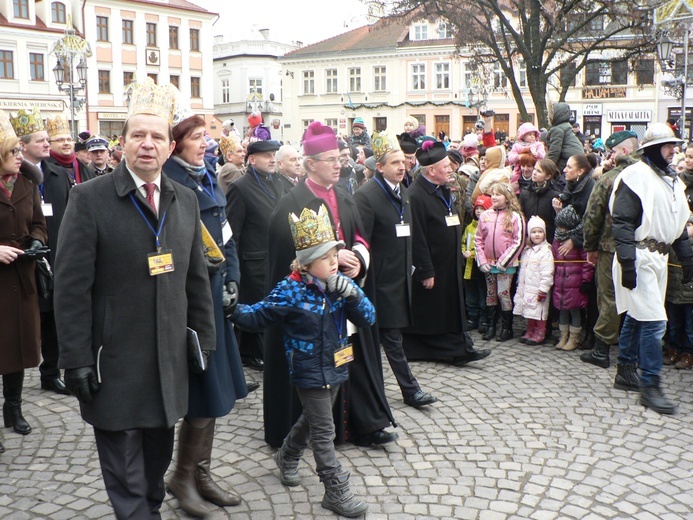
top-left (274, 449), bottom-right (301, 486)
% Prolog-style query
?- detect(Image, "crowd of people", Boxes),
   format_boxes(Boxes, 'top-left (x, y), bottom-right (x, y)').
top-left (1, 80), bottom-right (692, 519)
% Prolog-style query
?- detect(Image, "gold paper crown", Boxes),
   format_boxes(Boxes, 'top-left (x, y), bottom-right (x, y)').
top-left (288, 204), bottom-right (336, 252)
top-left (45, 115), bottom-right (71, 138)
top-left (371, 130), bottom-right (401, 162)
top-left (219, 134), bottom-right (241, 156)
top-left (0, 110), bottom-right (18, 143)
top-left (125, 77), bottom-right (177, 125)
top-left (10, 107), bottom-right (45, 137)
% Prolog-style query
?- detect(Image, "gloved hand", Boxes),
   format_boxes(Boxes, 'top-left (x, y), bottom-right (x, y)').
top-left (579, 281), bottom-right (591, 294)
top-left (65, 366), bottom-right (99, 404)
top-left (222, 281), bottom-right (239, 318)
top-left (537, 291), bottom-right (547, 302)
top-left (326, 274), bottom-right (357, 299)
top-left (621, 269), bottom-right (637, 290)
top-left (682, 263), bottom-right (693, 285)
top-left (205, 256), bottom-right (223, 274)
top-left (479, 264), bottom-right (491, 274)
top-left (27, 240), bottom-right (42, 252)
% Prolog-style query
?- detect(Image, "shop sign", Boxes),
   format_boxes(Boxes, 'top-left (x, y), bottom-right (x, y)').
top-left (583, 104), bottom-right (602, 116)
top-left (582, 86), bottom-right (627, 99)
top-left (606, 110), bottom-right (652, 122)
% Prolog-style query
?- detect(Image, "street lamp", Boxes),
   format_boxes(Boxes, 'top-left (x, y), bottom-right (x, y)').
top-left (50, 21), bottom-right (92, 139)
top-left (657, 30), bottom-right (689, 140)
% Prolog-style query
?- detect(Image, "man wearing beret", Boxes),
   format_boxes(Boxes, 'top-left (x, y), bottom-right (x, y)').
top-left (86, 136), bottom-right (113, 176)
top-left (582, 130), bottom-right (639, 371)
top-left (402, 140), bottom-right (491, 365)
top-left (226, 140), bottom-right (284, 371)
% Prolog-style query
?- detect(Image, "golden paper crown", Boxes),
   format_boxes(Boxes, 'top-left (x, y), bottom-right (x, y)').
top-left (10, 107), bottom-right (45, 137)
top-left (45, 115), bottom-right (71, 138)
top-left (288, 204), bottom-right (336, 252)
top-left (219, 134), bottom-right (241, 156)
top-left (125, 77), bottom-right (177, 125)
top-left (0, 110), bottom-right (18, 143)
top-left (371, 130), bottom-right (401, 162)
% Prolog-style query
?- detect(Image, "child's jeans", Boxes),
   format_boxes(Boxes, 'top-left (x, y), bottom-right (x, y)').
top-left (464, 277), bottom-right (486, 323)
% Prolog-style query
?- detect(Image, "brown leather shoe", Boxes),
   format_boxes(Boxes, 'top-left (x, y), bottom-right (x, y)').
top-left (674, 352), bottom-right (693, 369)
top-left (662, 348), bottom-right (680, 366)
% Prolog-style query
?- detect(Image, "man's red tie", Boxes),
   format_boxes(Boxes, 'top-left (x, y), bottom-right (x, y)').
top-left (143, 183), bottom-right (157, 215)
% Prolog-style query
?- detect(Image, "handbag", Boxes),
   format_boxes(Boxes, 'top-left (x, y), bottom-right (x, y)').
top-left (35, 257), bottom-right (54, 300)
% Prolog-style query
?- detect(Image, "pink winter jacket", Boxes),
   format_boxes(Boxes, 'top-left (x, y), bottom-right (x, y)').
top-left (475, 208), bottom-right (525, 269)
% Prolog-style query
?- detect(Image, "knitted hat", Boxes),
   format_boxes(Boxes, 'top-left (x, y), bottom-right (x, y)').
top-left (415, 140), bottom-right (447, 166)
top-left (554, 205), bottom-right (582, 232)
top-left (404, 115), bottom-right (419, 128)
top-left (517, 122), bottom-right (540, 142)
top-left (526, 215), bottom-right (546, 235)
top-left (247, 112), bottom-right (263, 127)
top-left (352, 117), bottom-right (365, 129)
top-left (474, 195), bottom-right (493, 211)
top-left (461, 133), bottom-right (479, 158)
top-left (302, 121), bottom-right (338, 156)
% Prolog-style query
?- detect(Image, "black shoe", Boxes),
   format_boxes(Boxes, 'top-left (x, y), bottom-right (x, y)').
top-left (452, 348), bottom-right (491, 366)
top-left (246, 381), bottom-right (260, 393)
top-left (466, 319), bottom-right (478, 330)
top-left (580, 338), bottom-right (610, 368)
top-left (354, 429), bottom-right (398, 447)
top-left (613, 364), bottom-right (640, 391)
top-left (403, 391), bottom-right (438, 408)
top-left (242, 357), bottom-right (264, 371)
top-left (640, 377), bottom-right (677, 415)
top-left (40, 378), bottom-right (71, 395)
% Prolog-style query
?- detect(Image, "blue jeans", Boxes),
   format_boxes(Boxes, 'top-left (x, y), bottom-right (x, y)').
top-left (666, 302), bottom-right (693, 354)
top-left (617, 314), bottom-right (666, 387)
top-left (282, 385), bottom-right (341, 482)
top-left (464, 277), bottom-right (486, 322)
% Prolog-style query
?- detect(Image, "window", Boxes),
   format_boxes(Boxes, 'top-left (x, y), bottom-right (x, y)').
top-left (636, 59), bottom-right (654, 85)
top-left (561, 61), bottom-right (577, 87)
top-left (96, 16), bottom-right (109, 42)
top-left (302, 119), bottom-right (314, 131)
top-left (169, 75), bottom-right (179, 89)
top-left (98, 70), bottom-right (110, 93)
top-left (589, 15), bottom-right (604, 31)
top-left (190, 29), bottom-right (200, 51)
top-left (325, 118), bottom-right (338, 134)
top-left (146, 23), bottom-right (157, 47)
top-left (169, 26), bottom-right (179, 49)
top-left (303, 70), bottom-right (314, 94)
top-left (29, 53), bottom-right (44, 81)
top-left (122, 20), bottom-right (134, 44)
top-left (13, 0), bottom-right (28, 19)
top-left (462, 64), bottom-right (473, 89)
top-left (518, 60), bottom-right (527, 88)
top-left (248, 78), bottom-right (263, 95)
top-left (413, 24), bottom-right (427, 41)
top-left (437, 22), bottom-right (452, 39)
top-left (374, 117), bottom-right (387, 132)
top-left (373, 66), bottom-right (386, 91)
top-left (191, 77), bottom-right (200, 98)
top-left (611, 60), bottom-right (628, 85)
top-left (147, 72), bottom-right (158, 82)
top-left (326, 69), bottom-right (338, 94)
top-left (221, 78), bottom-right (230, 103)
top-left (51, 2), bottom-right (66, 23)
top-left (348, 67), bottom-right (361, 92)
top-left (123, 71), bottom-right (134, 86)
top-left (0, 51), bottom-right (14, 79)
top-left (435, 62), bottom-right (450, 89)
top-left (411, 63), bottom-right (425, 90)
top-left (492, 63), bottom-right (507, 89)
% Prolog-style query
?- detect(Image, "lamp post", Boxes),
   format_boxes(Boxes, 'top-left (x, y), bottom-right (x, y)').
top-left (466, 74), bottom-right (489, 117)
top-left (50, 21), bottom-right (92, 139)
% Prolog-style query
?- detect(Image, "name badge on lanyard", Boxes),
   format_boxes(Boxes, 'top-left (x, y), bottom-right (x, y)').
top-left (148, 249), bottom-right (175, 276)
top-left (41, 202), bottom-right (53, 217)
top-left (445, 214), bottom-right (460, 227)
top-left (221, 219), bottom-right (233, 244)
top-left (395, 223), bottom-right (411, 237)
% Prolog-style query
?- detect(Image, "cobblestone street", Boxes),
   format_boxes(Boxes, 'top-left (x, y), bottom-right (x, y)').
top-left (1, 328), bottom-right (692, 519)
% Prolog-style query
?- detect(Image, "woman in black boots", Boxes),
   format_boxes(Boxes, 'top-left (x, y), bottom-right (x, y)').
top-left (0, 112), bottom-right (48, 451)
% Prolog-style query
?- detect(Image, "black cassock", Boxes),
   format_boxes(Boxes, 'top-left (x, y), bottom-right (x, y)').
top-left (402, 174), bottom-right (475, 361)
top-left (263, 180), bottom-right (395, 448)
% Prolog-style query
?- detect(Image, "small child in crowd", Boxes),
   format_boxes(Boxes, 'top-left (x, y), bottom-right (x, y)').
top-left (513, 216), bottom-right (554, 345)
top-left (462, 195), bottom-right (492, 331)
top-left (475, 183), bottom-right (525, 342)
top-left (232, 205), bottom-right (374, 518)
top-left (551, 205), bottom-right (594, 351)
top-left (350, 117), bottom-right (372, 147)
top-left (508, 122), bottom-right (546, 174)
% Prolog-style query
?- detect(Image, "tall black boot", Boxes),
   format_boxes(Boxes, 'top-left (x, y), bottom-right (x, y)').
top-left (3, 371), bottom-right (31, 435)
top-left (482, 306), bottom-right (497, 341)
top-left (496, 310), bottom-right (514, 342)
top-left (580, 337), bottom-right (610, 368)
top-left (640, 375), bottom-right (677, 415)
top-left (477, 308), bottom-right (489, 334)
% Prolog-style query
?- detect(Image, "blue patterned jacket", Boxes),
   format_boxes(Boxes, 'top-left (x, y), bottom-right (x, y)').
top-left (233, 271), bottom-right (376, 389)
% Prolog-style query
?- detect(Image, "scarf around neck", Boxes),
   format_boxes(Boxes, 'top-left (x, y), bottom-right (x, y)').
top-left (50, 150), bottom-right (82, 184)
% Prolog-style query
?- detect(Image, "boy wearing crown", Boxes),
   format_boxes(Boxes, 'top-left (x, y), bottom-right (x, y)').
top-left (232, 204), bottom-right (372, 518)
top-left (54, 78), bottom-right (215, 518)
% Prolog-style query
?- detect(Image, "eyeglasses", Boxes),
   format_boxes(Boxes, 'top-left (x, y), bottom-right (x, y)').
top-left (49, 137), bottom-right (74, 144)
top-left (313, 156), bottom-right (340, 164)
top-left (10, 147), bottom-right (22, 157)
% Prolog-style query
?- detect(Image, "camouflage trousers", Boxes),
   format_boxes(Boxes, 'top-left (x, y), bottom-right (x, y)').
top-left (593, 251), bottom-right (620, 345)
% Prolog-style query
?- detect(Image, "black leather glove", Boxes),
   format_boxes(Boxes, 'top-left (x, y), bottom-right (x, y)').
top-left (326, 274), bottom-right (357, 299)
top-left (27, 239), bottom-right (42, 252)
top-left (222, 281), bottom-right (239, 318)
top-left (682, 263), bottom-right (693, 285)
top-left (205, 256), bottom-right (223, 274)
top-left (621, 268), bottom-right (637, 290)
top-left (579, 281), bottom-right (591, 294)
top-left (65, 366), bottom-right (99, 404)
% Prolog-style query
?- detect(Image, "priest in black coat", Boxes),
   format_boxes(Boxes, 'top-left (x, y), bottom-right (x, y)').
top-left (402, 141), bottom-right (491, 365)
top-left (263, 122), bottom-right (396, 448)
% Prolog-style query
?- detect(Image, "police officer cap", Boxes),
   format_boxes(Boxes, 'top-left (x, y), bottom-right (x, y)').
top-left (605, 130), bottom-right (637, 150)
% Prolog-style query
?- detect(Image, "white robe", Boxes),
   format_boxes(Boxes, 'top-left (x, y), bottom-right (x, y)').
top-left (609, 161), bottom-right (689, 321)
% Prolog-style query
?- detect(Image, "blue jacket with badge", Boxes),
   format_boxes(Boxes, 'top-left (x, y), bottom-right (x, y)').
top-left (232, 272), bottom-right (375, 389)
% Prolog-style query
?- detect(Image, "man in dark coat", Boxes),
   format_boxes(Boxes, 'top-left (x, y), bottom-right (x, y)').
top-left (54, 82), bottom-right (216, 519)
top-left (354, 131), bottom-right (437, 408)
top-left (264, 121), bottom-right (396, 448)
top-left (226, 140), bottom-right (284, 370)
top-left (402, 141), bottom-right (491, 365)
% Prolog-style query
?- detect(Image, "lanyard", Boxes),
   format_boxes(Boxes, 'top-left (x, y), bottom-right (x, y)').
top-left (129, 193), bottom-right (168, 251)
top-left (251, 167), bottom-right (277, 200)
top-left (421, 175), bottom-right (453, 215)
top-left (373, 176), bottom-right (404, 223)
top-left (194, 171), bottom-right (228, 227)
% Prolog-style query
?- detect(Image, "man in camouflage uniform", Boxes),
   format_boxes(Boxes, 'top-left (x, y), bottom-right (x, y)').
top-left (581, 131), bottom-right (640, 369)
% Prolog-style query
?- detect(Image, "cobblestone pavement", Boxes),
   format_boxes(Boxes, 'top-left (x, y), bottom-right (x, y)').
top-left (1, 327), bottom-right (693, 519)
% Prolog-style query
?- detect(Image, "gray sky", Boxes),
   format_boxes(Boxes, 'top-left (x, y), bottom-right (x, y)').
top-left (210, 0), bottom-right (373, 45)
